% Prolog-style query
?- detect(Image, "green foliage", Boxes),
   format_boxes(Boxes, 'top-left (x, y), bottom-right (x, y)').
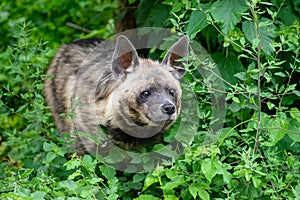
top-left (1, 0), bottom-right (300, 199)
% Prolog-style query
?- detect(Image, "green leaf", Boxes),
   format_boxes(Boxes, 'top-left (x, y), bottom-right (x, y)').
top-left (198, 188), bottom-right (210, 200)
top-left (189, 185), bottom-right (198, 199)
top-left (262, 118), bottom-right (288, 146)
top-left (186, 10), bottom-right (207, 39)
top-left (201, 158), bottom-right (216, 182)
top-left (133, 173), bottom-right (145, 183)
top-left (45, 152), bottom-right (56, 163)
top-left (234, 72), bottom-right (247, 81)
top-left (162, 175), bottom-right (184, 190)
top-left (43, 142), bottom-right (52, 152)
top-left (128, 0), bottom-right (136, 5)
top-left (274, 72), bottom-right (286, 77)
top-left (288, 119), bottom-right (300, 142)
top-left (211, 0), bottom-right (248, 34)
top-left (134, 195), bottom-right (160, 200)
top-left (143, 174), bottom-right (159, 191)
top-left (82, 155), bottom-right (97, 171)
top-left (290, 108), bottom-right (300, 122)
top-left (59, 180), bottom-right (77, 191)
top-left (212, 52), bottom-right (245, 85)
top-left (136, 0), bottom-right (169, 27)
top-left (99, 165), bottom-right (116, 180)
top-left (31, 191), bottom-right (46, 200)
top-left (165, 169), bottom-right (178, 179)
top-left (242, 18), bottom-right (275, 55)
top-left (64, 158), bottom-right (81, 170)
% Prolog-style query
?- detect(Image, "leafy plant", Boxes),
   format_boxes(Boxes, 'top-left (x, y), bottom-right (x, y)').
top-left (0, 0), bottom-right (300, 199)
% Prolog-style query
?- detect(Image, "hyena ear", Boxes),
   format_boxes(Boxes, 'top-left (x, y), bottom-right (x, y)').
top-left (162, 36), bottom-right (189, 79)
top-left (112, 35), bottom-right (139, 79)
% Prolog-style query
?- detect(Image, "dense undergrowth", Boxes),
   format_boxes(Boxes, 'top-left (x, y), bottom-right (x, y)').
top-left (0, 0), bottom-right (300, 199)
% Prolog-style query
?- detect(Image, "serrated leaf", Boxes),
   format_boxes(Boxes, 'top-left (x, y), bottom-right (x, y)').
top-left (43, 142), bottom-right (52, 152)
top-left (186, 10), bottom-right (207, 38)
top-left (45, 152), bottom-right (56, 163)
top-left (82, 155), bottom-right (97, 171)
top-left (31, 191), bottom-right (46, 200)
top-left (64, 158), bottom-right (81, 170)
top-left (59, 180), bottom-right (77, 191)
top-left (211, 0), bottom-right (248, 34)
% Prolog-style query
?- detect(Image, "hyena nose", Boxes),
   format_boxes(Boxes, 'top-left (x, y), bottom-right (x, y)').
top-left (161, 103), bottom-right (176, 115)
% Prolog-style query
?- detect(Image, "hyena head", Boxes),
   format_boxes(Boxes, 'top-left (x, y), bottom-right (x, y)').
top-left (110, 35), bottom-right (188, 138)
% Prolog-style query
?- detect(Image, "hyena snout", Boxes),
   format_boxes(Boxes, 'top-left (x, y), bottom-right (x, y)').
top-left (161, 103), bottom-right (176, 115)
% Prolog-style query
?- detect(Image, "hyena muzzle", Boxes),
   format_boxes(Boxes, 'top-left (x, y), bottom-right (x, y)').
top-left (44, 35), bottom-right (189, 155)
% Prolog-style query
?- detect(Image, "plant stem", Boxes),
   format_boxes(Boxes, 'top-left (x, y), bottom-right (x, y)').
top-left (249, 0), bottom-right (261, 155)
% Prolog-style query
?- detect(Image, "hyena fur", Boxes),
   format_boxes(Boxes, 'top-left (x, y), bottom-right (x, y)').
top-left (44, 35), bottom-right (189, 155)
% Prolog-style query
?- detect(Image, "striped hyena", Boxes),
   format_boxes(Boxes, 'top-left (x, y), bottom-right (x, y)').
top-left (44, 35), bottom-right (188, 155)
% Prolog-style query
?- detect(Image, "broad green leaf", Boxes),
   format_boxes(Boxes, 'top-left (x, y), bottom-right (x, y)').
top-left (290, 108), bottom-right (300, 122)
top-left (234, 72), bottom-right (247, 81)
top-left (43, 142), bottom-right (52, 152)
top-left (242, 18), bottom-right (275, 55)
top-left (198, 188), bottom-right (210, 200)
top-left (262, 118), bottom-right (288, 146)
top-left (212, 52), bottom-right (245, 85)
top-left (252, 175), bottom-right (262, 188)
top-left (161, 175), bottom-right (184, 190)
top-left (59, 180), bottom-right (77, 191)
top-left (99, 165), bottom-right (116, 180)
top-left (136, 0), bottom-right (169, 27)
top-left (133, 173), bottom-right (145, 183)
top-left (165, 169), bottom-right (178, 179)
top-left (45, 152), bottom-right (56, 163)
top-left (211, 0), bottom-right (248, 34)
top-left (189, 185), bottom-right (198, 199)
top-left (82, 155), bottom-right (97, 171)
top-left (143, 174), bottom-right (158, 191)
top-left (287, 119), bottom-right (300, 142)
top-left (150, 4), bottom-right (170, 27)
top-left (186, 10), bottom-right (207, 39)
top-left (201, 158), bottom-right (216, 182)
top-left (31, 191), bottom-right (46, 200)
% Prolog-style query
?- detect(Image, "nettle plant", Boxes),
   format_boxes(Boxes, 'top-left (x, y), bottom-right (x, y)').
top-left (137, 0), bottom-right (300, 199)
top-left (0, 0), bottom-right (300, 199)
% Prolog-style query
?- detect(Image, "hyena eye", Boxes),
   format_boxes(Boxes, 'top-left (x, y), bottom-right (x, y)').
top-left (169, 89), bottom-right (176, 97)
top-left (140, 90), bottom-right (151, 99)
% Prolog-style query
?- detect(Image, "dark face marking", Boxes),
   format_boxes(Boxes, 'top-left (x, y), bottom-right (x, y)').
top-left (132, 83), bottom-right (179, 124)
